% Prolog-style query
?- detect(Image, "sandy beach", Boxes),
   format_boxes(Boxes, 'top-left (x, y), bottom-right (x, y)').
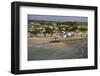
top-left (28, 37), bottom-right (87, 48)
top-left (28, 37), bottom-right (88, 61)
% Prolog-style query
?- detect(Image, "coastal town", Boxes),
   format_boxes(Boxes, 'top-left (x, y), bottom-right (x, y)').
top-left (28, 16), bottom-right (88, 61)
top-left (28, 21), bottom-right (87, 43)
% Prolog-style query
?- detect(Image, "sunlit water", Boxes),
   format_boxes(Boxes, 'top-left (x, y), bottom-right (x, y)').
top-left (28, 39), bottom-right (88, 61)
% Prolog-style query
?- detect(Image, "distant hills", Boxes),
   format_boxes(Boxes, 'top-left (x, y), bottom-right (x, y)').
top-left (28, 20), bottom-right (87, 25)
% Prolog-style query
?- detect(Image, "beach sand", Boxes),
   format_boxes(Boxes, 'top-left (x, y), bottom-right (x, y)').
top-left (28, 37), bottom-right (88, 61)
top-left (28, 37), bottom-right (87, 47)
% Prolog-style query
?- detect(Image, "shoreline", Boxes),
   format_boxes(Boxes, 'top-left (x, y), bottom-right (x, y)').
top-left (28, 37), bottom-right (88, 60)
top-left (28, 37), bottom-right (87, 43)
top-left (28, 37), bottom-right (87, 48)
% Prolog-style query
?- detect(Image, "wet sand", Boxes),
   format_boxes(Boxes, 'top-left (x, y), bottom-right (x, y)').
top-left (28, 37), bottom-right (88, 61)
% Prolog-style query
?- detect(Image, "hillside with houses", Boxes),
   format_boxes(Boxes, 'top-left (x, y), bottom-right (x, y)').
top-left (28, 21), bottom-right (87, 41)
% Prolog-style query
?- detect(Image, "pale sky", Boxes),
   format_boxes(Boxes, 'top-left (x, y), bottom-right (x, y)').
top-left (28, 14), bottom-right (88, 22)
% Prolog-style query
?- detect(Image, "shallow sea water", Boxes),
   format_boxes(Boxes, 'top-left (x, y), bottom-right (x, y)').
top-left (28, 39), bottom-right (88, 61)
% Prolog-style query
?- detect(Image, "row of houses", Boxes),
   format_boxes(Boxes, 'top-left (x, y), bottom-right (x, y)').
top-left (28, 31), bottom-right (87, 39)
